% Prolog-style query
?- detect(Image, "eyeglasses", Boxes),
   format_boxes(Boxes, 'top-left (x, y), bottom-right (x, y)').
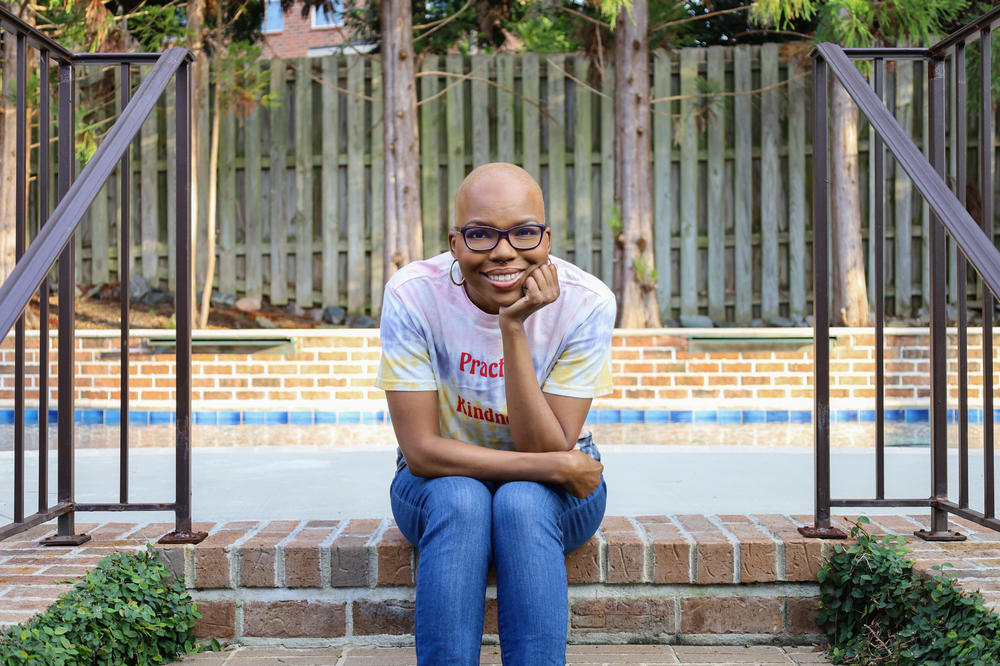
top-left (460, 223), bottom-right (546, 252)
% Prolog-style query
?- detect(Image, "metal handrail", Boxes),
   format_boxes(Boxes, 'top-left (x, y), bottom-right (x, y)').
top-left (0, 4), bottom-right (72, 62)
top-left (931, 4), bottom-right (1000, 55)
top-left (0, 46), bottom-right (190, 339)
top-left (812, 42), bottom-right (1000, 302)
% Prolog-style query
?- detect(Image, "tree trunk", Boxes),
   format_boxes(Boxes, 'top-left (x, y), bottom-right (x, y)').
top-left (0, 37), bottom-right (17, 282)
top-left (381, 0), bottom-right (422, 284)
top-left (830, 81), bottom-right (870, 327)
top-left (613, 0), bottom-right (660, 328)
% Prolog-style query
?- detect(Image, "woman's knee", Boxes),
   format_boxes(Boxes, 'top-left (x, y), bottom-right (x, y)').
top-left (492, 481), bottom-right (559, 531)
top-left (422, 476), bottom-right (492, 524)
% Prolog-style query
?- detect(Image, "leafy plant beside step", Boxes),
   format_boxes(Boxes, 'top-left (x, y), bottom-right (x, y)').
top-left (0, 546), bottom-right (216, 665)
top-left (819, 516), bottom-right (1000, 665)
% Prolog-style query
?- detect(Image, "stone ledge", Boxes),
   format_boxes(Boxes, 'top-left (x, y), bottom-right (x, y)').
top-left (6, 513), bottom-right (999, 645)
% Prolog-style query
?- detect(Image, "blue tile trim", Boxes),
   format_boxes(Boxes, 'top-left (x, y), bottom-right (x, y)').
top-left (670, 410), bottom-right (692, 424)
top-left (0, 406), bottom-right (962, 428)
top-left (717, 410), bottom-right (742, 425)
top-left (194, 411), bottom-right (218, 426)
top-left (645, 410), bottom-right (670, 424)
top-left (766, 410), bottom-right (789, 424)
top-left (790, 410), bottom-right (812, 424)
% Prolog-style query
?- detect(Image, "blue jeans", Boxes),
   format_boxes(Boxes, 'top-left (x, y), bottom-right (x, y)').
top-left (390, 438), bottom-right (607, 666)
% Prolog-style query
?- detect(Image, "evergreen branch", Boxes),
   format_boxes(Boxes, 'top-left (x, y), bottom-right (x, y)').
top-left (554, 5), bottom-right (610, 30)
top-left (650, 4), bottom-right (756, 33)
top-left (649, 69), bottom-right (807, 104)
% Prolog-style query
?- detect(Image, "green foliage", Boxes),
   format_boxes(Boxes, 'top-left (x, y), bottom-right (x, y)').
top-left (510, 10), bottom-right (581, 52)
top-left (0, 547), bottom-right (209, 665)
top-left (818, 517), bottom-right (1000, 665)
top-left (608, 203), bottom-right (623, 236)
top-left (632, 255), bottom-right (657, 285)
top-left (214, 41), bottom-right (280, 120)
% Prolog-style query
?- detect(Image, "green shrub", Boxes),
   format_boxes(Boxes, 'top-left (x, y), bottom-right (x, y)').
top-left (0, 546), bottom-right (210, 665)
top-left (819, 516), bottom-right (1000, 665)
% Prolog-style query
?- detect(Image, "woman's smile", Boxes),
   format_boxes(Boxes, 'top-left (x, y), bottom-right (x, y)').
top-left (483, 269), bottom-right (526, 288)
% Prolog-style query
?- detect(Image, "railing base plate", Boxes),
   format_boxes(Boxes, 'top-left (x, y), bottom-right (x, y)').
top-left (914, 529), bottom-right (967, 542)
top-left (798, 526), bottom-right (847, 539)
top-left (39, 533), bottom-right (91, 547)
top-left (158, 530), bottom-right (207, 545)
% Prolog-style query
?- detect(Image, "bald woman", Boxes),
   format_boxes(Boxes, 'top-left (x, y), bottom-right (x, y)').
top-left (376, 163), bottom-right (615, 665)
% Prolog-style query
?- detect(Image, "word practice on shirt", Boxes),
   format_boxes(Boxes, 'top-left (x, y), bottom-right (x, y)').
top-left (459, 352), bottom-right (504, 378)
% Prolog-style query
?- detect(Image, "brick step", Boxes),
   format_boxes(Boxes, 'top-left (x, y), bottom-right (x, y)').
top-left (2, 514), bottom-right (996, 646)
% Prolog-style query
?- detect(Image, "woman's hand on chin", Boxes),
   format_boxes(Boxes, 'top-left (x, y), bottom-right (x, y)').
top-left (498, 263), bottom-right (559, 325)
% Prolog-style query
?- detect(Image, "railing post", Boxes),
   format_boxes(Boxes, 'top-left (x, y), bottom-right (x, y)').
top-left (916, 55), bottom-right (964, 541)
top-left (160, 58), bottom-right (205, 545)
top-left (801, 54), bottom-right (845, 539)
top-left (42, 62), bottom-right (89, 547)
top-left (980, 27), bottom-right (995, 522)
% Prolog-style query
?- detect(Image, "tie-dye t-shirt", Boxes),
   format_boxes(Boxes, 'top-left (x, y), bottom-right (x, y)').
top-left (376, 251), bottom-right (615, 456)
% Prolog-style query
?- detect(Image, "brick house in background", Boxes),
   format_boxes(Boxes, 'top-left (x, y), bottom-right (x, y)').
top-left (262, 0), bottom-right (375, 59)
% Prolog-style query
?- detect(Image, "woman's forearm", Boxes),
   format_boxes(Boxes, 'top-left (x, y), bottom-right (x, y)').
top-left (499, 318), bottom-right (573, 452)
top-left (403, 434), bottom-right (569, 483)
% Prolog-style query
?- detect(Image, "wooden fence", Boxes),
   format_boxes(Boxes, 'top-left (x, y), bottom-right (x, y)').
top-left (60, 46), bottom-right (1000, 321)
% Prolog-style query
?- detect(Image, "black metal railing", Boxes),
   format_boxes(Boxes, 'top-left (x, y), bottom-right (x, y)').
top-left (805, 7), bottom-right (1000, 540)
top-left (0, 6), bottom-right (203, 545)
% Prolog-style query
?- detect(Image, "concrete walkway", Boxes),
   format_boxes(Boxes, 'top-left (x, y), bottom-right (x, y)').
top-left (177, 644), bottom-right (830, 665)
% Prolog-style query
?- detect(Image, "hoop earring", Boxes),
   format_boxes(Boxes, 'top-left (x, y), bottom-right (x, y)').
top-left (449, 259), bottom-right (465, 286)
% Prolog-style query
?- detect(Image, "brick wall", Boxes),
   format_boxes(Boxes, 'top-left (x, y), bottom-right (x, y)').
top-left (2, 328), bottom-right (998, 411)
top-left (262, 8), bottom-right (348, 59)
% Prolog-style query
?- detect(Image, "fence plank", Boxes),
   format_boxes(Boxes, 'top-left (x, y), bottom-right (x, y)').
top-left (787, 58), bottom-right (807, 318)
top-left (294, 59), bottom-right (314, 306)
top-left (245, 72), bottom-right (263, 303)
top-left (894, 60), bottom-right (913, 314)
top-left (346, 57), bottom-right (365, 312)
top-left (471, 54), bottom-right (490, 167)
top-left (733, 45), bottom-right (753, 322)
top-left (196, 59), bottom-right (211, 290)
top-left (370, 60), bottom-right (384, 316)
top-left (497, 54), bottom-right (514, 163)
top-left (760, 43), bottom-right (779, 320)
top-left (679, 48), bottom-right (698, 316)
top-left (547, 55), bottom-right (567, 257)
top-left (706, 47), bottom-right (725, 321)
top-left (600, 68), bottom-right (614, 289)
top-left (269, 59), bottom-right (288, 305)
top-left (90, 179), bottom-right (110, 285)
top-left (573, 55), bottom-right (593, 273)
top-left (522, 54), bottom-right (541, 183)
top-left (446, 54), bottom-right (465, 232)
top-left (219, 110), bottom-right (237, 297)
top-left (653, 50), bottom-right (672, 321)
top-left (140, 72), bottom-right (159, 284)
top-left (166, 87), bottom-right (177, 292)
top-left (321, 56), bottom-right (339, 306)
top-left (419, 55), bottom-right (443, 256)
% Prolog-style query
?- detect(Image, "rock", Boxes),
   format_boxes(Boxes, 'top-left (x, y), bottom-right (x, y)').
top-left (129, 275), bottom-right (151, 303)
top-left (748, 318), bottom-right (766, 328)
top-left (141, 289), bottom-right (174, 306)
top-left (84, 283), bottom-right (104, 300)
top-left (255, 316), bottom-right (278, 329)
top-left (211, 292), bottom-right (237, 308)
top-left (309, 308), bottom-right (324, 322)
top-left (285, 303), bottom-right (306, 317)
top-left (235, 297), bottom-right (262, 313)
top-left (679, 314), bottom-right (714, 328)
top-left (347, 314), bottom-right (377, 328)
top-left (805, 315), bottom-right (814, 326)
top-left (661, 317), bottom-right (679, 328)
top-left (323, 305), bottom-right (346, 325)
top-left (790, 313), bottom-right (804, 325)
top-left (714, 320), bottom-right (742, 328)
top-left (768, 315), bottom-right (794, 327)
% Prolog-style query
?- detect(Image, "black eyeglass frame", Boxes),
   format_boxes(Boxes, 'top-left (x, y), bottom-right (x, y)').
top-left (459, 223), bottom-right (547, 252)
